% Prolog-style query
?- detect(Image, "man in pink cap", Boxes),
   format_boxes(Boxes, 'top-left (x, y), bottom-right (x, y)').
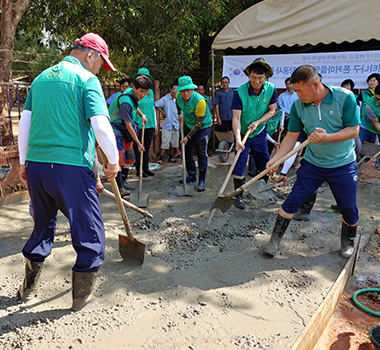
top-left (18, 33), bottom-right (119, 311)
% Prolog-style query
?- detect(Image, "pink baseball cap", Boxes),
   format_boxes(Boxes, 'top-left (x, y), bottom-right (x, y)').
top-left (75, 33), bottom-right (116, 71)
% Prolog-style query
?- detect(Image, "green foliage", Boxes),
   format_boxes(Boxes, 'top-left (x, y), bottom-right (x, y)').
top-left (15, 0), bottom-right (262, 84)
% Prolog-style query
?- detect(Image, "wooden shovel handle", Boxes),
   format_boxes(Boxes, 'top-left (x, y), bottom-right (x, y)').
top-left (218, 127), bottom-right (253, 196)
top-left (102, 188), bottom-right (153, 218)
top-left (228, 139), bottom-right (311, 198)
top-left (99, 148), bottom-right (134, 240)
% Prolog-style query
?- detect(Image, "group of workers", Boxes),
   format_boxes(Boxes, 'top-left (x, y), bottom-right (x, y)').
top-left (15, 32), bottom-right (368, 311)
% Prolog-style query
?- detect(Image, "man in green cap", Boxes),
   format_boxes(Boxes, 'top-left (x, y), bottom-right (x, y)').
top-left (231, 57), bottom-right (277, 209)
top-left (175, 76), bottom-right (212, 192)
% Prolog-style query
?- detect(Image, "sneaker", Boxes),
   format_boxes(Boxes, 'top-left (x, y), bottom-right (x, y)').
top-left (136, 171), bottom-right (148, 178)
top-left (158, 156), bottom-right (163, 164)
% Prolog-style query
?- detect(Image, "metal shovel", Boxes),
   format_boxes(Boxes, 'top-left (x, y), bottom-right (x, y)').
top-left (211, 139), bottom-right (311, 213)
top-left (99, 148), bottom-right (145, 264)
top-left (205, 128), bottom-right (253, 230)
top-left (130, 124), bottom-right (149, 207)
top-left (248, 174), bottom-right (297, 200)
top-left (176, 121), bottom-right (194, 196)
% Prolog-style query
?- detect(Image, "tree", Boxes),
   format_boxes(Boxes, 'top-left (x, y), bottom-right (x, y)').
top-left (0, 0), bottom-right (30, 144)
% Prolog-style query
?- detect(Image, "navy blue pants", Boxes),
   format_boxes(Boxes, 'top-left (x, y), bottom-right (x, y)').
top-left (184, 125), bottom-right (211, 173)
top-left (282, 159), bottom-right (359, 225)
top-left (134, 127), bottom-right (155, 173)
top-left (23, 162), bottom-right (105, 272)
top-left (233, 128), bottom-right (270, 177)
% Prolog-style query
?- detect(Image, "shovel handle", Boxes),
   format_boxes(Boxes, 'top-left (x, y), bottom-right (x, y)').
top-left (102, 188), bottom-right (153, 218)
top-left (98, 148), bottom-right (134, 240)
top-left (206, 128), bottom-right (253, 230)
top-left (218, 128), bottom-right (253, 196)
top-left (227, 139), bottom-right (311, 199)
top-left (139, 123), bottom-right (145, 193)
top-left (109, 178), bottom-right (134, 240)
top-left (181, 121), bottom-right (187, 184)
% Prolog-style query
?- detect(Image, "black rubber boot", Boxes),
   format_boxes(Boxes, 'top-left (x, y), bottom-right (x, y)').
top-left (340, 222), bottom-right (357, 258)
top-left (18, 259), bottom-right (44, 302)
top-left (293, 192), bottom-right (317, 221)
top-left (180, 171), bottom-right (197, 184)
top-left (197, 169), bottom-right (206, 192)
top-left (116, 171), bottom-right (130, 197)
top-left (72, 271), bottom-right (97, 311)
top-left (264, 215), bottom-right (291, 257)
top-left (233, 178), bottom-right (245, 210)
top-left (121, 168), bottom-right (135, 190)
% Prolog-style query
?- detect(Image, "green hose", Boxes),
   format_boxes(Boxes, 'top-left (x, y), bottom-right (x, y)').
top-left (353, 288), bottom-right (380, 317)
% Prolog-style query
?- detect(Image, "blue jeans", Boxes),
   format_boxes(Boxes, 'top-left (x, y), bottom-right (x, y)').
top-left (359, 126), bottom-right (377, 144)
top-left (24, 162), bottom-right (105, 272)
top-left (184, 125), bottom-right (211, 173)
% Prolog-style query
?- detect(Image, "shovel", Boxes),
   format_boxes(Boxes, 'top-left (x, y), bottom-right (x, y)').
top-left (205, 128), bottom-right (253, 230)
top-left (130, 124), bottom-right (149, 207)
top-left (248, 174), bottom-right (297, 200)
top-left (102, 188), bottom-right (153, 219)
top-left (211, 139), bottom-right (311, 213)
top-left (176, 121), bottom-right (194, 196)
top-left (99, 149), bottom-right (145, 264)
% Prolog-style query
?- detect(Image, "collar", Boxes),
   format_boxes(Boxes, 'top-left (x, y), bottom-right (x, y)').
top-left (248, 82), bottom-right (265, 97)
top-left (63, 56), bottom-right (86, 69)
top-left (307, 84), bottom-right (333, 106)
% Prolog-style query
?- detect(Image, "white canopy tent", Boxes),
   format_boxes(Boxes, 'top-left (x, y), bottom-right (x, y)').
top-left (212, 0), bottom-right (380, 51)
top-left (211, 0), bottom-right (380, 90)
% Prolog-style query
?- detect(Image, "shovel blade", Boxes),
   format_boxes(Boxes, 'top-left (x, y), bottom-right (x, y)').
top-left (176, 184), bottom-right (194, 196)
top-left (119, 235), bottom-right (145, 265)
top-left (248, 179), bottom-right (275, 200)
top-left (130, 192), bottom-right (149, 208)
top-left (210, 195), bottom-right (236, 213)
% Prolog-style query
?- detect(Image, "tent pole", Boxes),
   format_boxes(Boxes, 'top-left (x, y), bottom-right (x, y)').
top-left (211, 49), bottom-right (216, 151)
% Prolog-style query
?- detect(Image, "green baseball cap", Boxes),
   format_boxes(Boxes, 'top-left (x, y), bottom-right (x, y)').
top-left (133, 67), bottom-right (153, 81)
top-left (174, 76), bottom-right (198, 91)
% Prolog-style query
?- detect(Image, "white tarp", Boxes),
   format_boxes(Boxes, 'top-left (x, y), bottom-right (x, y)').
top-left (212, 0), bottom-right (380, 51)
top-left (223, 51), bottom-right (380, 89)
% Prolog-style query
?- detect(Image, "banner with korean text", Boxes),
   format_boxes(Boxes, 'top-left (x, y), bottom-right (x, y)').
top-left (222, 51), bottom-right (380, 89)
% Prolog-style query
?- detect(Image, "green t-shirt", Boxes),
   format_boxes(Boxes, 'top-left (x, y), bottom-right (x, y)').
top-left (288, 84), bottom-right (360, 168)
top-left (25, 56), bottom-right (109, 169)
top-left (237, 80), bottom-right (275, 138)
top-left (136, 89), bottom-right (156, 129)
top-left (176, 91), bottom-right (212, 129)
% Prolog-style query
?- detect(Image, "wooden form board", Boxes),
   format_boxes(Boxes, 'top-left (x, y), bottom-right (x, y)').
top-left (290, 224), bottom-right (378, 350)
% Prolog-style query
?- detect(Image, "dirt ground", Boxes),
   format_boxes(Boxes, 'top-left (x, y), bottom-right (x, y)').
top-left (315, 226), bottom-right (380, 350)
top-left (0, 155), bottom-right (379, 350)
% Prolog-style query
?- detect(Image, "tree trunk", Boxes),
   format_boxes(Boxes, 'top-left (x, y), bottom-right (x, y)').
top-left (0, 0), bottom-right (29, 145)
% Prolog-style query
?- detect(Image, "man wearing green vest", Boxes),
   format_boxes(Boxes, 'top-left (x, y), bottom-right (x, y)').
top-left (231, 58), bottom-right (277, 209)
top-left (359, 84), bottom-right (380, 144)
top-left (109, 75), bottom-right (152, 194)
top-left (175, 76), bottom-right (212, 192)
top-left (17, 33), bottom-right (119, 311)
top-left (133, 68), bottom-right (158, 177)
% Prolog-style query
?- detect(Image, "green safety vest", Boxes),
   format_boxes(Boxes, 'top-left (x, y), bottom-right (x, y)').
top-left (237, 80), bottom-right (275, 138)
top-left (176, 91), bottom-right (212, 129)
top-left (361, 95), bottom-right (380, 134)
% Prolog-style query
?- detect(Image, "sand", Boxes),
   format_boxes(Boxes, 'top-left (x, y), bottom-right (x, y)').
top-left (0, 156), bottom-right (379, 350)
